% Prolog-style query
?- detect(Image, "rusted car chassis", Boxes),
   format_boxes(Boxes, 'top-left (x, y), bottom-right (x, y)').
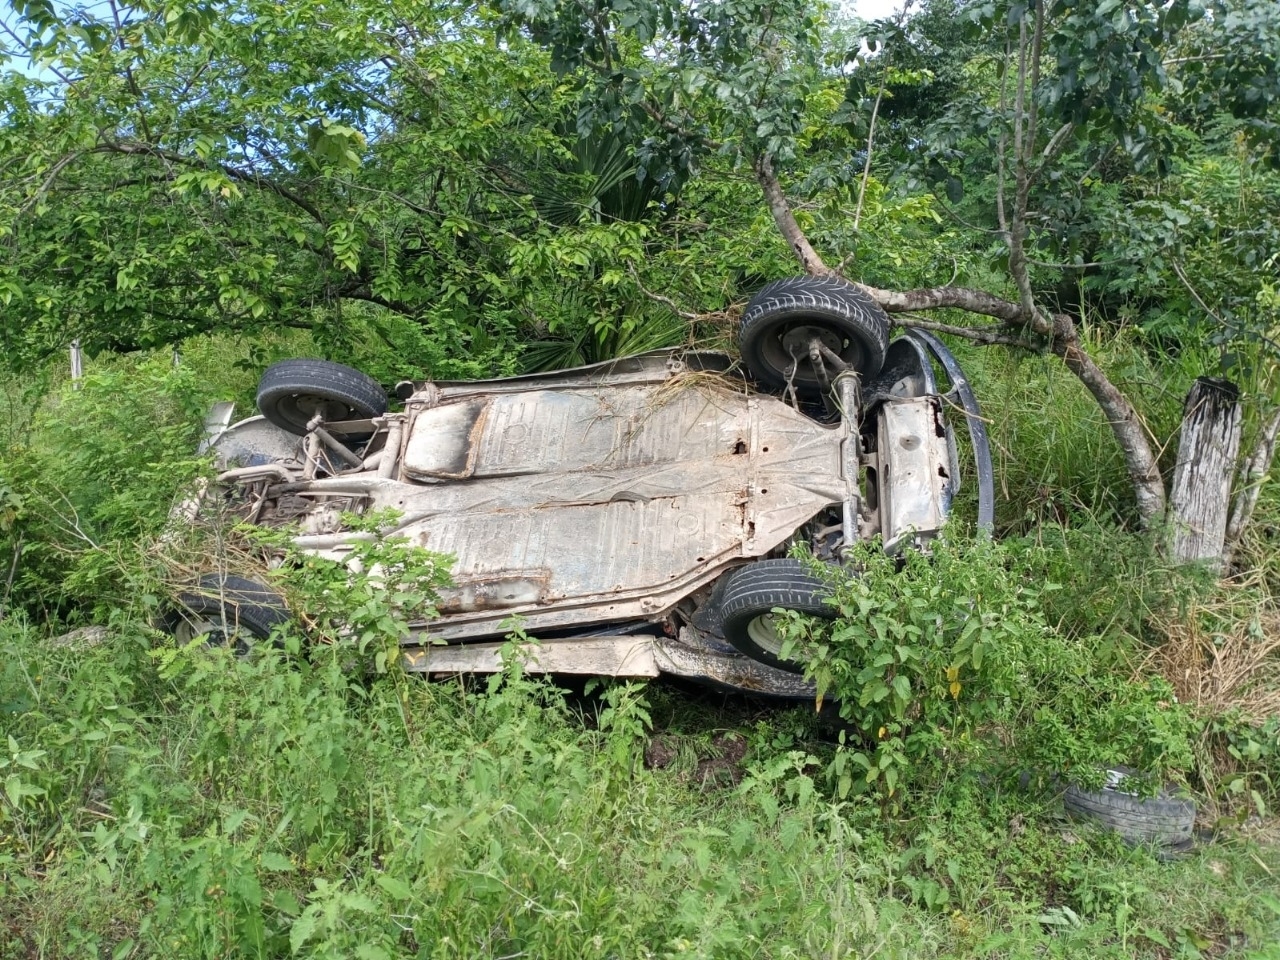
top-left (193, 280), bottom-right (993, 697)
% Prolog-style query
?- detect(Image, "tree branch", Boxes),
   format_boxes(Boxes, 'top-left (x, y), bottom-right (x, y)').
top-left (337, 287), bottom-right (418, 318)
top-left (996, 37), bottom-right (1011, 238)
top-left (639, 101), bottom-right (722, 152)
top-left (1007, 13), bottom-right (1038, 323)
top-left (893, 314), bottom-right (1035, 348)
top-left (627, 265), bottom-right (708, 321)
top-left (852, 281), bottom-right (1027, 323)
top-left (755, 154), bottom-right (829, 276)
top-left (96, 140), bottom-right (328, 226)
top-left (17, 150), bottom-right (85, 217)
top-left (1224, 404), bottom-right (1280, 565)
top-left (853, 79), bottom-right (886, 233)
top-left (1050, 311), bottom-right (1166, 522)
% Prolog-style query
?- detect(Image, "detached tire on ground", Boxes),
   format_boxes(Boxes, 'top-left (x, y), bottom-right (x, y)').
top-left (1064, 768), bottom-right (1197, 849)
top-left (739, 276), bottom-right (891, 398)
top-left (256, 358), bottom-right (388, 436)
top-left (719, 558), bottom-right (837, 672)
top-left (165, 573), bottom-right (291, 655)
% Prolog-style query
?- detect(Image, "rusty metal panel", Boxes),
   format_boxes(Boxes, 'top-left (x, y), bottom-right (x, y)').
top-left (402, 636), bottom-right (661, 678)
top-left (375, 377), bottom-right (846, 638)
top-left (877, 396), bottom-right (952, 552)
top-left (404, 380), bottom-right (753, 481)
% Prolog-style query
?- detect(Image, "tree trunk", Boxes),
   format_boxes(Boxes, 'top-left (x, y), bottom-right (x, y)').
top-left (1222, 404), bottom-right (1280, 569)
top-left (1168, 377), bottom-right (1242, 570)
top-left (754, 155), bottom-right (829, 277)
top-left (756, 155), bottom-right (1166, 526)
top-left (1051, 312), bottom-right (1166, 525)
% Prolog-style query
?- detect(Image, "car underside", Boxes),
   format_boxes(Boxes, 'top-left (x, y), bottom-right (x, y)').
top-left (184, 278), bottom-right (994, 696)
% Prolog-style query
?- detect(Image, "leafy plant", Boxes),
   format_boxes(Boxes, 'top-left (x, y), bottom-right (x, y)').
top-left (775, 534), bottom-right (1196, 804)
top-left (241, 510), bottom-right (453, 674)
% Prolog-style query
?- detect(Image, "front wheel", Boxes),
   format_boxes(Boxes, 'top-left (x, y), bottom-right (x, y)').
top-left (256, 358), bottom-right (388, 437)
top-left (718, 558), bottom-right (836, 672)
top-left (739, 276), bottom-right (890, 398)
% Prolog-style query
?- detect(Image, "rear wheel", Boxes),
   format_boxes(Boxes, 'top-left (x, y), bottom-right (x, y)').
top-left (719, 558), bottom-right (836, 672)
top-left (256, 359), bottom-right (387, 437)
top-left (164, 573), bottom-right (291, 656)
top-left (739, 276), bottom-right (890, 398)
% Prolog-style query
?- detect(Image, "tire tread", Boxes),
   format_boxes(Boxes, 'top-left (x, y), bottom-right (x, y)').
top-left (1063, 778), bottom-right (1196, 845)
top-left (719, 558), bottom-right (836, 671)
top-left (257, 358), bottom-right (387, 435)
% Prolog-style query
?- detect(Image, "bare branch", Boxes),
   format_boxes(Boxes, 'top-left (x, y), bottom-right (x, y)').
top-left (107, 0), bottom-right (152, 143)
top-left (335, 287), bottom-right (418, 318)
top-left (627, 265), bottom-right (706, 321)
top-left (1050, 311), bottom-right (1166, 522)
top-left (854, 280), bottom-right (1027, 324)
top-left (996, 37), bottom-right (1011, 238)
top-left (755, 154), bottom-right (829, 276)
top-left (894, 314), bottom-right (1035, 349)
top-left (1171, 260), bottom-right (1228, 328)
top-left (1026, 256), bottom-right (1112, 269)
top-left (1225, 404), bottom-right (1280, 565)
top-left (0, 18), bottom-right (75, 85)
top-left (17, 150), bottom-right (84, 217)
top-left (1006, 17), bottom-right (1039, 322)
top-left (853, 80), bottom-right (886, 234)
top-left (639, 101), bottom-right (722, 153)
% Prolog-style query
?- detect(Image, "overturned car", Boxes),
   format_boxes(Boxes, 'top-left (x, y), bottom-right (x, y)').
top-left (182, 277), bottom-right (993, 697)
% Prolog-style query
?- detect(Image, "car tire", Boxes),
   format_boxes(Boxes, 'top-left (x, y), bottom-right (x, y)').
top-left (165, 573), bottom-right (291, 655)
top-left (719, 558), bottom-right (836, 672)
top-left (256, 358), bottom-right (388, 437)
top-left (1063, 767), bottom-right (1197, 847)
top-left (739, 276), bottom-right (890, 397)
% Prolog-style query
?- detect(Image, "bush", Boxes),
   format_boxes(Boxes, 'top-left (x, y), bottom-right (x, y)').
top-left (0, 357), bottom-right (213, 624)
top-left (774, 535), bottom-right (1196, 804)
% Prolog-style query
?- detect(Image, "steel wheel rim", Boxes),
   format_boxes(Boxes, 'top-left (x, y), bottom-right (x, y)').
top-left (745, 612), bottom-right (786, 658)
top-left (758, 323), bottom-right (863, 387)
top-left (274, 394), bottom-right (355, 431)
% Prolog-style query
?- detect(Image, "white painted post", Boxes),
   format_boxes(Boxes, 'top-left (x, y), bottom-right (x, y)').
top-left (70, 338), bottom-right (83, 388)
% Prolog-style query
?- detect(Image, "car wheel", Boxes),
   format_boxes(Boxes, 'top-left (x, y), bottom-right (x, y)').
top-left (1063, 766), bottom-right (1197, 848)
top-left (256, 359), bottom-right (388, 437)
top-left (719, 558), bottom-right (836, 672)
top-left (164, 573), bottom-right (291, 655)
top-left (739, 276), bottom-right (890, 397)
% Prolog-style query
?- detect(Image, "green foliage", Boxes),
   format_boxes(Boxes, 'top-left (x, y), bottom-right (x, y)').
top-left (0, 355), bottom-right (213, 622)
top-left (4, 609), bottom-right (1279, 958)
top-left (0, 0), bottom-right (691, 374)
top-left (775, 535), bottom-right (1196, 804)
top-left (242, 509), bottom-right (453, 674)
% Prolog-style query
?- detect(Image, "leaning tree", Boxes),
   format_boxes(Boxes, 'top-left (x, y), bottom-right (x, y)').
top-left (502, 0), bottom-right (1280, 556)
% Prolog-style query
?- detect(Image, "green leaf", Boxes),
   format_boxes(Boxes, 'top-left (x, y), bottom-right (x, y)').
top-left (259, 852), bottom-right (294, 872)
top-left (375, 874), bottom-right (413, 900)
top-left (289, 906), bottom-right (321, 953)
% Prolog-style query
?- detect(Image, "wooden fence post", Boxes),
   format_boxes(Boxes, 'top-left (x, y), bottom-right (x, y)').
top-left (70, 338), bottom-right (83, 388)
top-left (1167, 377), bottom-right (1241, 571)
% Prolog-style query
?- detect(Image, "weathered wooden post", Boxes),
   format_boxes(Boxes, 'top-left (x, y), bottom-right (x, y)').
top-left (1167, 377), bottom-right (1242, 571)
top-left (70, 338), bottom-right (83, 388)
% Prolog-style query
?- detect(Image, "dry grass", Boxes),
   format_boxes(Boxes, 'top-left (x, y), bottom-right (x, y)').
top-left (1141, 589), bottom-right (1280, 724)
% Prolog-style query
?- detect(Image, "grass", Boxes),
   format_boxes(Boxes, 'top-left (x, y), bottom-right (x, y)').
top-left (3, 333), bottom-right (1280, 959)
top-left (2, 624), bottom-right (1280, 959)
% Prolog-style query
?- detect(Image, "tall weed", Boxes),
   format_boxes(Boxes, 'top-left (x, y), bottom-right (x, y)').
top-left (0, 356), bottom-right (212, 623)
